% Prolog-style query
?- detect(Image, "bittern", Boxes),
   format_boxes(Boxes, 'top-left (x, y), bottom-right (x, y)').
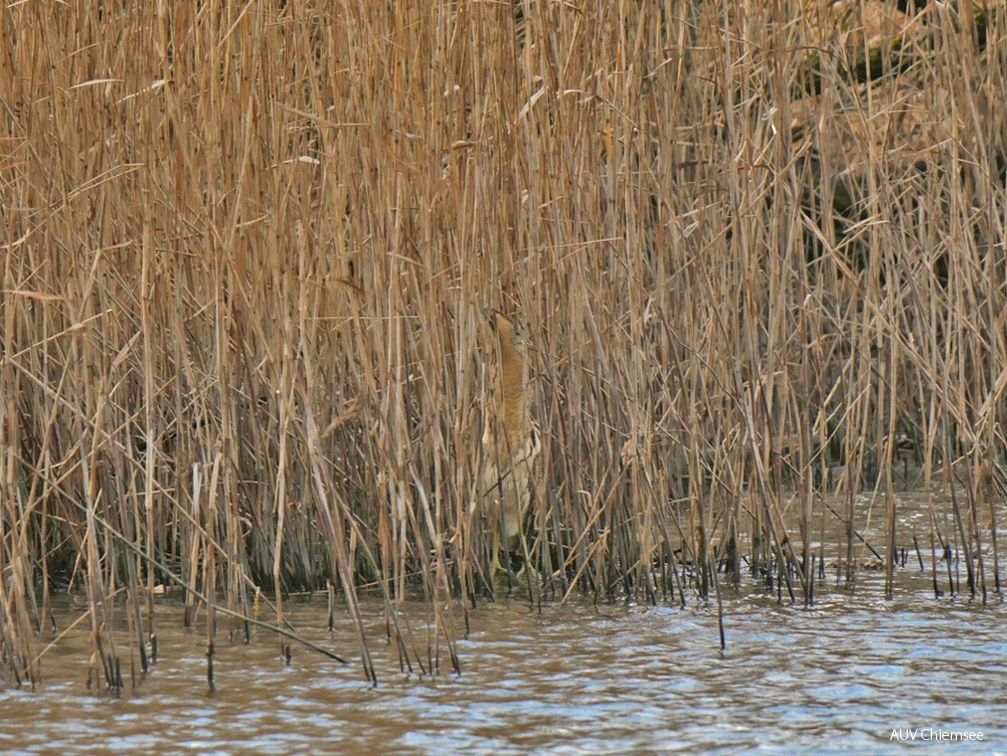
top-left (480, 310), bottom-right (541, 563)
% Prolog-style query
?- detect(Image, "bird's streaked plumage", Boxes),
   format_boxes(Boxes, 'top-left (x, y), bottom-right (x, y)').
top-left (480, 311), bottom-right (540, 553)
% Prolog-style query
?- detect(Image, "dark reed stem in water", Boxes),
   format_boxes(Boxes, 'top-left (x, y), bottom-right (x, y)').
top-left (206, 640), bottom-right (215, 693)
top-left (985, 462), bottom-right (1002, 594)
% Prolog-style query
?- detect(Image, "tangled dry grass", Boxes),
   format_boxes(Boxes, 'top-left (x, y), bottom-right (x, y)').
top-left (2, 0), bottom-right (1006, 684)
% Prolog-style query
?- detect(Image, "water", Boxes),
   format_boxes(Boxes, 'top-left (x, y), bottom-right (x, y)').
top-left (3, 571), bottom-right (1006, 755)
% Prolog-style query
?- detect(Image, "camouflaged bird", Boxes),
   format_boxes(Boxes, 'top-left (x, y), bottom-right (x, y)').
top-left (480, 311), bottom-right (541, 557)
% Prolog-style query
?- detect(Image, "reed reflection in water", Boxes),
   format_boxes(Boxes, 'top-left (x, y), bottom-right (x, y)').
top-left (2, 578), bottom-right (1006, 755)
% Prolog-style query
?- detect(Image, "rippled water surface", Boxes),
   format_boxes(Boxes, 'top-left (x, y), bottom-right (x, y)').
top-left (3, 571), bottom-right (1007, 755)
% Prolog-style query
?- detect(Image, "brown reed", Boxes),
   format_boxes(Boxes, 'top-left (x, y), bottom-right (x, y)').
top-left (1, 0), bottom-right (1006, 685)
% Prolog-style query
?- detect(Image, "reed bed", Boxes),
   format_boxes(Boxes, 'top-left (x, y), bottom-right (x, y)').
top-left (2, 0), bottom-right (1006, 686)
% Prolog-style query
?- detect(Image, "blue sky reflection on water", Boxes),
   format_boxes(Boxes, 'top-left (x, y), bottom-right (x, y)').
top-left (2, 579), bottom-right (1007, 755)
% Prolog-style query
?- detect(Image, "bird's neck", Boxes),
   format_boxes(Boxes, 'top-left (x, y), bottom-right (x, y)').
top-left (498, 340), bottom-right (527, 437)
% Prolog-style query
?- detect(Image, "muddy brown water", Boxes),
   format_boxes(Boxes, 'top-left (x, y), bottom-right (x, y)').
top-left (4, 488), bottom-right (1007, 754)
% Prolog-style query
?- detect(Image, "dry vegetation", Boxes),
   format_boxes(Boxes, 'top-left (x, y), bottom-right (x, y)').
top-left (2, 0), bottom-right (1007, 686)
